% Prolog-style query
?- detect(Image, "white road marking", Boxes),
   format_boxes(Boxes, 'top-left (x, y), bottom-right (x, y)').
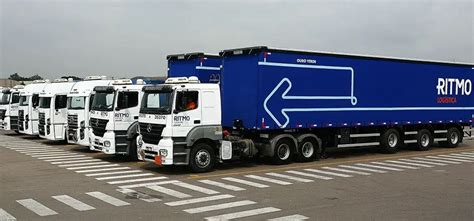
top-left (222, 177), bottom-right (269, 188)
top-left (107, 177), bottom-right (167, 185)
top-left (39, 155), bottom-right (85, 160)
top-left (116, 188), bottom-right (161, 202)
top-left (33, 153), bottom-right (80, 158)
top-left (76, 167), bottom-right (130, 173)
top-left (449, 153), bottom-right (474, 158)
top-left (86, 192), bottom-right (130, 206)
top-left (16, 199), bottom-right (58, 216)
top-left (385, 160), bottom-right (433, 168)
top-left (303, 169), bottom-right (352, 178)
top-left (322, 166), bottom-right (371, 175)
top-left (245, 175), bottom-right (292, 185)
top-left (460, 152), bottom-right (474, 155)
top-left (51, 159), bottom-right (101, 165)
top-left (184, 200), bottom-right (256, 214)
top-left (165, 194), bottom-right (234, 206)
top-left (52, 195), bottom-right (95, 211)
top-left (172, 182), bottom-right (220, 195)
top-left (268, 214), bottom-right (310, 221)
top-left (354, 163), bottom-right (404, 171)
top-left (85, 170), bottom-right (142, 177)
top-left (146, 185), bottom-right (191, 199)
top-left (397, 158), bottom-right (447, 166)
top-left (0, 208), bottom-right (16, 221)
top-left (427, 156), bottom-right (471, 162)
top-left (58, 162), bottom-right (109, 167)
top-left (266, 172), bottom-right (314, 182)
top-left (96, 173), bottom-right (153, 180)
top-left (286, 170), bottom-right (333, 180)
top-left (412, 157), bottom-right (461, 164)
top-left (198, 180), bottom-right (246, 191)
top-left (370, 162), bottom-right (419, 169)
top-left (45, 157), bottom-right (92, 162)
top-left (338, 165), bottom-right (387, 173)
top-left (22, 150), bottom-right (64, 154)
top-left (118, 180), bottom-right (179, 189)
top-left (205, 207), bottom-right (281, 221)
top-left (439, 154), bottom-right (474, 161)
top-left (67, 164), bottom-right (120, 170)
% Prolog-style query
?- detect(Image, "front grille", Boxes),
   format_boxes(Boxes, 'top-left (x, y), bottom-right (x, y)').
top-left (0, 109), bottom-right (5, 120)
top-left (68, 114), bottom-right (78, 129)
top-left (18, 110), bottom-right (25, 131)
top-left (90, 118), bottom-right (108, 137)
top-left (10, 116), bottom-right (18, 130)
top-left (139, 123), bottom-right (165, 144)
top-left (38, 113), bottom-right (45, 135)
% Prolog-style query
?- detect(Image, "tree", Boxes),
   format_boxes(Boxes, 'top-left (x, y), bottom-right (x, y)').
top-left (8, 73), bottom-right (43, 81)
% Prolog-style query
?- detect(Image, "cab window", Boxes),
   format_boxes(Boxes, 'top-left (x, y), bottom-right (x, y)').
top-left (176, 91), bottom-right (198, 111)
top-left (117, 92), bottom-right (139, 109)
top-left (55, 95), bottom-right (68, 109)
top-left (32, 94), bottom-right (40, 108)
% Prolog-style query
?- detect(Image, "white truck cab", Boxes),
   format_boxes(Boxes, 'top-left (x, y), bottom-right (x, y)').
top-left (66, 76), bottom-right (113, 146)
top-left (89, 79), bottom-right (145, 159)
top-left (18, 80), bottom-right (49, 135)
top-left (38, 79), bottom-right (77, 140)
top-left (0, 85), bottom-right (24, 131)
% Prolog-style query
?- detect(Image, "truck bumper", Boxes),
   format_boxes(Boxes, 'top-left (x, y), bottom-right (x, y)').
top-left (140, 137), bottom-right (174, 165)
top-left (39, 124), bottom-right (66, 141)
top-left (90, 131), bottom-right (116, 154)
top-left (67, 127), bottom-right (90, 146)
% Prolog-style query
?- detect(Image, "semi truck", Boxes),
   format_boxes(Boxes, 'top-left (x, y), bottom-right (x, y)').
top-left (18, 80), bottom-right (49, 135)
top-left (38, 79), bottom-right (77, 141)
top-left (137, 46), bottom-right (473, 172)
top-left (66, 76), bottom-right (113, 146)
top-left (167, 52), bottom-right (221, 83)
top-left (0, 85), bottom-right (24, 131)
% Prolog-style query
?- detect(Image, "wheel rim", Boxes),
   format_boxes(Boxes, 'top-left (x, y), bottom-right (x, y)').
top-left (277, 144), bottom-right (290, 160)
top-left (388, 133), bottom-right (398, 148)
top-left (195, 150), bottom-right (211, 168)
top-left (450, 132), bottom-right (459, 144)
top-left (421, 134), bottom-right (430, 147)
top-left (301, 142), bottom-right (314, 158)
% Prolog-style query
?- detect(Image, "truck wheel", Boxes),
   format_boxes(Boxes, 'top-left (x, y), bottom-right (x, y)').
top-left (128, 136), bottom-right (138, 161)
top-left (272, 139), bottom-right (294, 164)
top-left (296, 138), bottom-right (320, 162)
top-left (443, 127), bottom-right (461, 148)
top-left (190, 143), bottom-right (215, 173)
top-left (416, 129), bottom-right (433, 151)
top-left (380, 129), bottom-right (400, 154)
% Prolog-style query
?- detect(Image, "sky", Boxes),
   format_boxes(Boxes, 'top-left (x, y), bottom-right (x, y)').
top-left (1, 0), bottom-right (473, 79)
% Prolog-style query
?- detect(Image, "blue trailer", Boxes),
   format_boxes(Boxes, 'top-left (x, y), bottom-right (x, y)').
top-left (167, 52), bottom-right (221, 83)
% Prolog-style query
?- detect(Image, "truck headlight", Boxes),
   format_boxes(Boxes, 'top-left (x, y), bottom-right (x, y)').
top-left (159, 149), bottom-right (168, 157)
top-left (104, 141), bottom-right (111, 147)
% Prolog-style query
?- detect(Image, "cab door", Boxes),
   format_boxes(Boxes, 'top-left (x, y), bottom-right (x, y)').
top-left (171, 90), bottom-right (201, 137)
top-left (53, 94), bottom-right (68, 139)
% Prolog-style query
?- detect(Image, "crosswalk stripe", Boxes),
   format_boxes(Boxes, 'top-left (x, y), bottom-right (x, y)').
top-left (439, 154), bottom-right (474, 161)
top-left (266, 172), bottom-right (313, 182)
top-left (184, 200), bottom-right (256, 214)
top-left (198, 180), bottom-right (246, 191)
top-left (108, 177), bottom-right (167, 184)
top-left (147, 185), bottom-right (192, 199)
top-left (86, 192), bottom-right (130, 206)
top-left (86, 170), bottom-right (142, 177)
top-left (23, 150), bottom-right (64, 154)
top-left (413, 157), bottom-right (461, 164)
top-left (67, 164), bottom-right (120, 170)
top-left (33, 153), bottom-right (79, 158)
top-left (370, 162), bottom-right (419, 169)
top-left (51, 159), bottom-right (101, 165)
top-left (322, 167), bottom-right (371, 175)
top-left (385, 160), bottom-right (433, 168)
top-left (45, 157), bottom-right (92, 162)
top-left (303, 169), bottom-right (352, 178)
top-left (118, 180), bottom-right (179, 189)
top-left (39, 155), bottom-right (85, 160)
top-left (116, 188), bottom-right (161, 202)
top-left (96, 173), bottom-right (153, 180)
top-left (52, 195), bottom-right (95, 211)
top-left (450, 153), bottom-right (474, 158)
top-left (222, 177), bottom-right (269, 188)
top-left (338, 165), bottom-right (387, 173)
top-left (286, 170), bottom-right (333, 180)
top-left (426, 156), bottom-right (471, 162)
top-left (16, 199), bottom-right (58, 216)
top-left (268, 214), bottom-right (310, 221)
top-left (58, 162), bottom-right (109, 167)
top-left (76, 167), bottom-right (130, 173)
top-left (354, 163), bottom-right (404, 171)
top-left (172, 181), bottom-right (220, 195)
top-left (245, 175), bottom-right (292, 185)
top-left (0, 208), bottom-right (16, 221)
top-left (397, 158), bottom-right (447, 166)
top-left (205, 207), bottom-right (281, 221)
top-left (460, 152), bottom-right (474, 155)
top-left (165, 194), bottom-right (234, 206)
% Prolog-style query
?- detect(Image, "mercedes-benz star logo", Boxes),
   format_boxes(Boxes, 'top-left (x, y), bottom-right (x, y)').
top-left (147, 124), bottom-right (152, 133)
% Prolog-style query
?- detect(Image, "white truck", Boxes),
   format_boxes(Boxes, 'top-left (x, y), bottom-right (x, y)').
top-left (89, 79), bottom-right (145, 159)
top-left (66, 76), bottom-right (112, 146)
top-left (38, 79), bottom-right (77, 141)
top-left (0, 85), bottom-right (24, 131)
top-left (18, 80), bottom-right (50, 135)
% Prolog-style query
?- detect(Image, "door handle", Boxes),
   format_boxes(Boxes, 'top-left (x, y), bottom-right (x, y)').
top-left (194, 120), bottom-right (201, 124)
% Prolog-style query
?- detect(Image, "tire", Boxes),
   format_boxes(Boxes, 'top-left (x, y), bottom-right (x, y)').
top-left (296, 138), bottom-right (320, 162)
top-left (128, 136), bottom-right (139, 161)
top-left (189, 142), bottom-right (215, 173)
top-left (415, 129), bottom-right (433, 151)
top-left (272, 139), bottom-right (294, 164)
top-left (380, 129), bottom-right (400, 154)
top-left (443, 127), bottom-right (462, 148)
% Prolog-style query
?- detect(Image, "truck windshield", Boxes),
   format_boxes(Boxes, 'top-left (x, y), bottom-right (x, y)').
top-left (140, 91), bottom-right (172, 114)
top-left (0, 93), bottom-right (10, 104)
top-left (11, 93), bottom-right (20, 104)
top-left (39, 97), bottom-right (51, 108)
top-left (91, 92), bottom-right (115, 111)
top-left (19, 96), bottom-right (29, 106)
top-left (68, 96), bottom-right (86, 110)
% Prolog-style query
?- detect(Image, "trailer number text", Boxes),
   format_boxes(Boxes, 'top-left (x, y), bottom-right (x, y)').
top-left (296, 59), bottom-right (317, 64)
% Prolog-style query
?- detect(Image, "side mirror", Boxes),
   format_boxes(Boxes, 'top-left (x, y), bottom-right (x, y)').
top-left (173, 109), bottom-right (180, 114)
top-left (115, 107), bottom-right (121, 111)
